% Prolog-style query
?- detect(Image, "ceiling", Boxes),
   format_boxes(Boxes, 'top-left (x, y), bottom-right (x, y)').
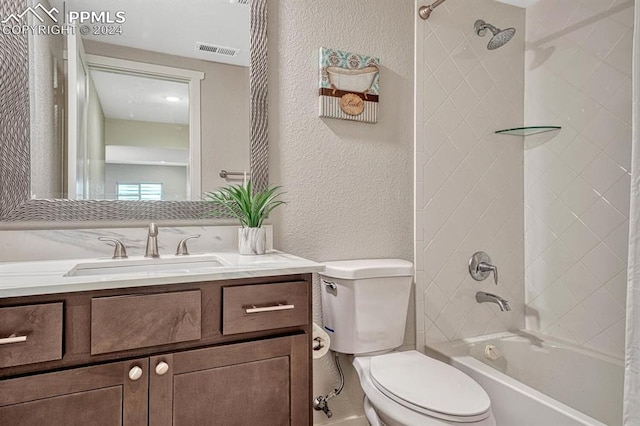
top-left (90, 70), bottom-right (190, 124)
top-left (49, 0), bottom-right (250, 67)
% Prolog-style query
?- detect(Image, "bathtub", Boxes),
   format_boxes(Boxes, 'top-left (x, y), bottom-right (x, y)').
top-left (426, 331), bottom-right (623, 426)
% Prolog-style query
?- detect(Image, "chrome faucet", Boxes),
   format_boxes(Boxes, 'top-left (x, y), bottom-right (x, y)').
top-left (476, 292), bottom-right (511, 312)
top-left (145, 222), bottom-right (160, 258)
top-left (469, 252), bottom-right (498, 285)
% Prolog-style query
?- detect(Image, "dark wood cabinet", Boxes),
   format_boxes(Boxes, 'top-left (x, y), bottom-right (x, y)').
top-left (0, 274), bottom-right (312, 426)
top-left (0, 358), bottom-right (149, 425)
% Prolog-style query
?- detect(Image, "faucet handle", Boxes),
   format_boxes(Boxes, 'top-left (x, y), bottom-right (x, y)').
top-left (98, 237), bottom-right (128, 259)
top-left (175, 234), bottom-right (201, 256)
top-left (469, 251), bottom-right (498, 285)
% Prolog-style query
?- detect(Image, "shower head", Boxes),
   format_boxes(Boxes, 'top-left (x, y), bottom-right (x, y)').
top-left (474, 19), bottom-right (516, 50)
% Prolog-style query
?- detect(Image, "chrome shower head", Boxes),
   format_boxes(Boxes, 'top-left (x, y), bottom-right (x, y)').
top-left (474, 19), bottom-right (516, 50)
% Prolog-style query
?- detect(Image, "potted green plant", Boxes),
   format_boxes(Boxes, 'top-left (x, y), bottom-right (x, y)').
top-left (204, 181), bottom-right (285, 255)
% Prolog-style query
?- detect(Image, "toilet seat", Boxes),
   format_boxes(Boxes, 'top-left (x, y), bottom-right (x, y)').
top-left (365, 351), bottom-right (491, 423)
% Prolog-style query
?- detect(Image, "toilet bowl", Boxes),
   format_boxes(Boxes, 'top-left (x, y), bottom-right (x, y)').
top-left (354, 351), bottom-right (495, 425)
top-left (319, 259), bottom-right (495, 426)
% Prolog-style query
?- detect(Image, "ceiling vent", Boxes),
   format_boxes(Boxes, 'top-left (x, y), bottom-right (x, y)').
top-left (195, 42), bottom-right (240, 57)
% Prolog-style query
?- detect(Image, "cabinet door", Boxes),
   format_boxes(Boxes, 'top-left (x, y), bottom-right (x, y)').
top-left (0, 358), bottom-right (148, 426)
top-left (149, 334), bottom-right (309, 426)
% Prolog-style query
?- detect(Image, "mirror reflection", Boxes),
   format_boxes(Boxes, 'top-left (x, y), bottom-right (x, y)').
top-left (28, 0), bottom-right (250, 202)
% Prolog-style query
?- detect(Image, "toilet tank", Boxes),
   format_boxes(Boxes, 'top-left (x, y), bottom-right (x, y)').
top-left (320, 259), bottom-right (413, 355)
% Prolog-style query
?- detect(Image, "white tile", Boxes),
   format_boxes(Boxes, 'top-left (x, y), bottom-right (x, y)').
top-left (541, 239), bottom-right (578, 277)
top-left (433, 99), bottom-right (464, 135)
top-left (558, 135), bottom-right (600, 174)
top-left (544, 321), bottom-right (579, 344)
top-left (605, 77), bottom-right (632, 125)
top-left (583, 242), bottom-right (627, 284)
top-left (583, 17), bottom-right (627, 59)
top-left (580, 152), bottom-right (626, 195)
top-left (424, 282), bottom-right (450, 321)
top-left (433, 11), bottom-right (466, 52)
top-left (604, 124), bottom-right (632, 172)
top-left (526, 297), bottom-right (558, 331)
top-left (434, 58), bottom-right (465, 95)
top-left (604, 220), bottom-right (629, 261)
top-left (466, 63), bottom-right (495, 100)
top-left (450, 81), bottom-right (479, 119)
top-left (465, 104), bottom-right (493, 139)
top-left (539, 159), bottom-right (578, 197)
top-left (585, 330), bottom-right (621, 357)
top-left (559, 177), bottom-right (600, 215)
top-left (540, 199), bottom-right (577, 236)
top-left (582, 287), bottom-right (625, 329)
top-left (449, 120), bottom-right (478, 158)
top-left (559, 219), bottom-right (600, 260)
top-left (581, 197), bottom-right (627, 239)
top-left (539, 280), bottom-right (579, 317)
top-left (423, 118), bottom-right (449, 155)
top-left (583, 108), bottom-right (623, 150)
top-left (605, 28), bottom-right (633, 75)
top-left (422, 76), bottom-right (449, 115)
top-left (608, 0), bottom-right (635, 28)
top-left (562, 262), bottom-right (602, 301)
top-left (525, 219), bottom-right (558, 261)
top-left (581, 61), bottom-right (627, 105)
top-left (423, 159), bottom-right (448, 203)
top-left (605, 270), bottom-right (628, 308)
top-left (563, 90), bottom-right (601, 131)
top-left (433, 139), bottom-right (461, 178)
top-left (558, 46), bottom-right (601, 88)
top-left (607, 318), bottom-right (627, 351)
top-left (563, 5), bottom-right (599, 46)
top-left (560, 304), bottom-right (603, 344)
top-left (423, 33), bottom-right (449, 72)
top-left (450, 41), bottom-right (479, 78)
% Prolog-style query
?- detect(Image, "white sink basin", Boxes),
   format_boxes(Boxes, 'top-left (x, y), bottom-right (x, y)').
top-left (64, 255), bottom-right (228, 277)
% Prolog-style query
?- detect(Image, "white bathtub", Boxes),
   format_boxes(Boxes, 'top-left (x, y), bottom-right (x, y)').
top-left (426, 331), bottom-right (623, 426)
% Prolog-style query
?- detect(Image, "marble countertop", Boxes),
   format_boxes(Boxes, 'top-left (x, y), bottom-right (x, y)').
top-left (0, 251), bottom-right (324, 298)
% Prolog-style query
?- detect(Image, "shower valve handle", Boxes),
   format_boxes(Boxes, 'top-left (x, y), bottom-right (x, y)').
top-left (469, 251), bottom-right (498, 285)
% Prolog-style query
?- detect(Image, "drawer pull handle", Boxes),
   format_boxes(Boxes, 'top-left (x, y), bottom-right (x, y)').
top-left (0, 334), bottom-right (27, 345)
top-left (128, 366), bottom-right (143, 381)
top-left (155, 361), bottom-right (170, 376)
top-left (245, 304), bottom-right (295, 314)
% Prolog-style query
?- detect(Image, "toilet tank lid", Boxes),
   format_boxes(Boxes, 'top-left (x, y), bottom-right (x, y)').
top-left (320, 259), bottom-right (413, 280)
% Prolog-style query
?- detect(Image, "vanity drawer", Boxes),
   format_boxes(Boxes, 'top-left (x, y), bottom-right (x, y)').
top-left (91, 290), bottom-right (201, 355)
top-left (222, 282), bottom-right (308, 335)
top-left (0, 303), bottom-right (63, 369)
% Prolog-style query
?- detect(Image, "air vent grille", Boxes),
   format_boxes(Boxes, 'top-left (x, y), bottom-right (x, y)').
top-left (195, 42), bottom-right (240, 57)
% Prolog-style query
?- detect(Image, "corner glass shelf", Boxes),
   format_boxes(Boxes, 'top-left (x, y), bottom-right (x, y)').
top-left (495, 126), bottom-right (561, 136)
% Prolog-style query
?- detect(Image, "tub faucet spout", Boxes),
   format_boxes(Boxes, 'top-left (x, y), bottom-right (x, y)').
top-left (476, 291), bottom-right (511, 312)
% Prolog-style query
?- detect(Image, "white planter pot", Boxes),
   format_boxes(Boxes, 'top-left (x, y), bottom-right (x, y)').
top-left (238, 227), bottom-right (266, 255)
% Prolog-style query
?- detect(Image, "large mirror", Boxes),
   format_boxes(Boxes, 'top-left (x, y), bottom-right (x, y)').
top-left (0, 0), bottom-right (268, 226)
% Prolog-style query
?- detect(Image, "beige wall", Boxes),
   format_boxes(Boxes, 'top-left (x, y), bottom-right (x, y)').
top-left (267, 0), bottom-right (414, 423)
top-left (84, 41), bottom-right (250, 194)
top-left (416, 0), bottom-right (526, 347)
top-left (524, 0), bottom-right (633, 358)
top-left (105, 118), bottom-right (189, 149)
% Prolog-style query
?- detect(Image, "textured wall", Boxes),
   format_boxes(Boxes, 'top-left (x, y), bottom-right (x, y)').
top-left (416, 0), bottom-right (526, 347)
top-left (267, 0), bottom-right (414, 423)
top-left (524, 0), bottom-right (633, 358)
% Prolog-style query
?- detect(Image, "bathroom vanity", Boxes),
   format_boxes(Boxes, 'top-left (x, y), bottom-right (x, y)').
top-left (0, 252), bottom-right (323, 425)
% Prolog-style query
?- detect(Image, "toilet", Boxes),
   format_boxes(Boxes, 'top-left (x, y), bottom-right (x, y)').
top-left (320, 259), bottom-right (495, 426)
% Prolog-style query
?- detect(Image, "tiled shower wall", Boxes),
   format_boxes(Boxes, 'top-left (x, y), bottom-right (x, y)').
top-left (416, 0), bottom-right (526, 347)
top-left (523, 0), bottom-right (633, 358)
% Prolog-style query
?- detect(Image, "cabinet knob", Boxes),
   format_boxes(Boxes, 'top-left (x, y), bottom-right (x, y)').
top-left (155, 361), bottom-right (169, 376)
top-left (128, 366), bottom-right (143, 381)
